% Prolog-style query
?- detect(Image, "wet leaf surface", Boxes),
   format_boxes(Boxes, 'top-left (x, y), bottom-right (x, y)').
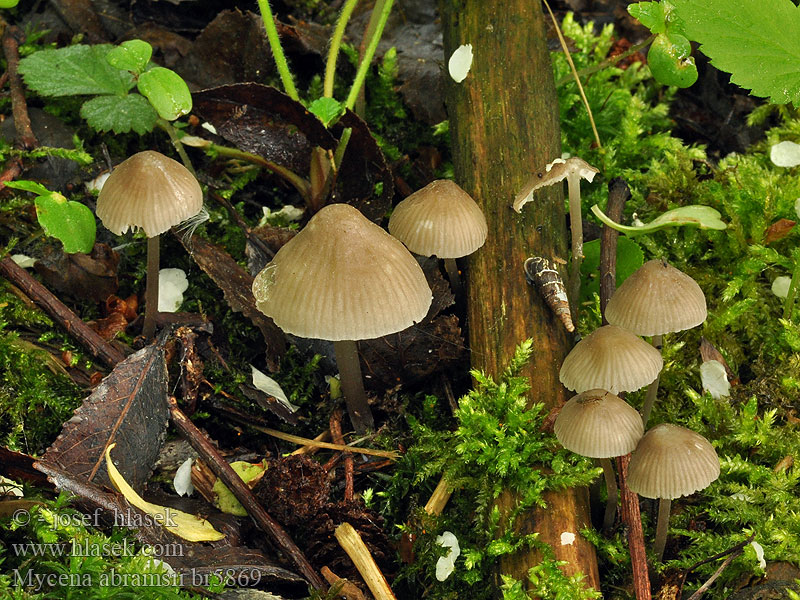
top-left (43, 342), bottom-right (169, 489)
top-left (34, 242), bottom-right (119, 303)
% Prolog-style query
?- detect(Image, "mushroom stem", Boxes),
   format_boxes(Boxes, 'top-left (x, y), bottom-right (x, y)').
top-left (566, 173), bottom-right (584, 316)
top-left (142, 234), bottom-right (160, 339)
top-left (333, 340), bottom-right (375, 433)
top-left (640, 334), bottom-right (663, 427)
top-left (443, 257), bottom-right (464, 297)
top-left (599, 457), bottom-right (618, 532)
top-left (653, 497), bottom-right (671, 561)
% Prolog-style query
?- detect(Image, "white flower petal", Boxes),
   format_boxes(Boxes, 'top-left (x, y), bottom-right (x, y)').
top-left (251, 365), bottom-right (299, 413)
top-left (770, 141), bottom-right (800, 167)
top-left (158, 268), bottom-right (189, 312)
top-left (772, 276), bottom-right (792, 299)
top-left (560, 531), bottom-right (576, 545)
top-left (173, 457), bottom-right (194, 497)
top-left (700, 360), bottom-right (730, 399)
top-left (201, 122), bottom-right (217, 135)
top-left (435, 556), bottom-right (455, 581)
top-left (11, 254), bottom-right (36, 269)
top-left (750, 540), bottom-right (766, 569)
top-left (448, 44), bottom-right (473, 83)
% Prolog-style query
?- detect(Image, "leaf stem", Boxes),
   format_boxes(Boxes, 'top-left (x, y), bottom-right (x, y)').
top-left (344, 0), bottom-right (394, 111)
top-left (783, 256), bottom-right (800, 320)
top-left (157, 119), bottom-right (195, 177)
top-left (555, 34), bottom-right (657, 87)
top-left (209, 143), bottom-right (311, 200)
top-left (324, 0), bottom-right (360, 98)
top-left (256, 0), bottom-right (299, 101)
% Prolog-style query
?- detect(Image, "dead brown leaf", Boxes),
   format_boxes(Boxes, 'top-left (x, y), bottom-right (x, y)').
top-left (764, 218), bottom-right (796, 245)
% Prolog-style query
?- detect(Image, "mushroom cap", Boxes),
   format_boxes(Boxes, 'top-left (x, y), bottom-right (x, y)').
top-left (605, 259), bottom-right (707, 336)
top-left (252, 203), bottom-right (432, 341)
top-left (513, 156), bottom-right (599, 213)
top-left (388, 180), bottom-right (488, 259)
top-left (96, 151), bottom-right (203, 238)
top-left (627, 423), bottom-right (720, 499)
top-left (559, 325), bottom-right (663, 394)
top-left (554, 389), bottom-right (644, 458)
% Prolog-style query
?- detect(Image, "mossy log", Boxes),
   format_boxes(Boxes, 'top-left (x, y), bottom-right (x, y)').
top-left (439, 0), bottom-right (600, 591)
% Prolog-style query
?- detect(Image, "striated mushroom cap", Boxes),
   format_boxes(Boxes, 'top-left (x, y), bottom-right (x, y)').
top-left (388, 179), bottom-right (487, 259)
top-left (605, 259), bottom-right (707, 336)
top-left (513, 156), bottom-right (599, 212)
top-left (555, 389), bottom-right (644, 458)
top-left (559, 325), bottom-right (663, 394)
top-left (97, 150), bottom-right (203, 237)
top-left (627, 423), bottom-right (720, 499)
top-left (252, 203), bottom-right (432, 341)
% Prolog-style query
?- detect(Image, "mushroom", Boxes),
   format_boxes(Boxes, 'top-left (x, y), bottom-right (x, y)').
top-left (605, 259), bottom-right (707, 426)
top-left (559, 325), bottom-right (663, 395)
top-left (513, 156), bottom-right (599, 308)
top-left (252, 203), bottom-right (432, 433)
top-left (627, 423), bottom-right (719, 561)
top-left (96, 151), bottom-right (203, 338)
top-left (555, 389), bottom-right (644, 530)
top-left (388, 179), bottom-right (487, 296)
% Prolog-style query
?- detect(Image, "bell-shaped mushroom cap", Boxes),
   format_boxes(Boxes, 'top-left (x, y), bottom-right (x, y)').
top-left (388, 180), bottom-right (488, 259)
top-left (559, 325), bottom-right (663, 394)
top-left (513, 156), bottom-right (599, 212)
top-left (252, 203), bottom-right (432, 341)
top-left (97, 151), bottom-right (203, 238)
top-left (555, 389), bottom-right (644, 458)
top-left (627, 423), bottom-right (720, 499)
top-left (605, 259), bottom-right (707, 336)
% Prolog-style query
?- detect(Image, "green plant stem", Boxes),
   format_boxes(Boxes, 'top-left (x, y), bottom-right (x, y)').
top-left (209, 143), bottom-right (310, 200)
top-left (157, 119), bottom-right (196, 177)
top-left (333, 339), bottom-right (375, 433)
top-left (344, 0), bottom-right (394, 111)
top-left (640, 334), bottom-right (663, 427)
top-left (142, 235), bottom-right (160, 339)
top-left (599, 457), bottom-right (618, 532)
top-left (354, 0), bottom-right (387, 116)
top-left (256, 0), bottom-right (299, 101)
top-left (654, 497), bottom-right (671, 562)
top-left (333, 127), bottom-right (353, 170)
top-left (325, 0), bottom-right (360, 98)
top-left (784, 258), bottom-right (800, 319)
top-left (555, 34), bottom-right (657, 87)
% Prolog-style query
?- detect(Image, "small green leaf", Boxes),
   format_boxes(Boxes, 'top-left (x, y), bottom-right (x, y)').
top-left (106, 40), bottom-right (152, 75)
top-left (137, 67), bottom-right (192, 121)
top-left (590, 204), bottom-right (727, 235)
top-left (307, 97), bottom-right (344, 127)
top-left (33, 192), bottom-right (96, 254)
top-left (628, 2), bottom-right (668, 34)
top-left (80, 94), bottom-right (158, 134)
top-left (648, 33), bottom-right (698, 88)
top-left (4, 180), bottom-right (52, 196)
top-left (18, 45), bottom-right (134, 97)
top-left (580, 237), bottom-right (644, 303)
top-left (0, 0), bottom-right (20, 8)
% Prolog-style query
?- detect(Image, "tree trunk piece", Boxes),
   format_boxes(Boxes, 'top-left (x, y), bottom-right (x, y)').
top-left (440, 0), bottom-right (599, 591)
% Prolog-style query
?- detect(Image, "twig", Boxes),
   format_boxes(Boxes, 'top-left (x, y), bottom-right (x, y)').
top-left (0, 257), bottom-right (126, 368)
top-left (2, 25), bottom-right (37, 149)
top-left (330, 408), bottom-right (354, 502)
top-left (616, 454), bottom-right (651, 600)
top-left (167, 396), bottom-right (325, 591)
top-left (335, 522), bottom-right (396, 600)
top-left (555, 35), bottom-right (657, 87)
top-left (600, 178), bottom-right (630, 323)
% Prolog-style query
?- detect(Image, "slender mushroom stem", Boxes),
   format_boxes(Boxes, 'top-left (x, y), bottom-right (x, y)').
top-left (333, 339), bottom-right (375, 433)
top-left (142, 234), bottom-right (160, 339)
top-left (566, 172), bottom-right (584, 316)
top-left (599, 457), bottom-right (618, 532)
top-left (640, 334), bottom-right (663, 427)
top-left (443, 257), bottom-right (464, 297)
top-left (654, 497), bottom-right (672, 561)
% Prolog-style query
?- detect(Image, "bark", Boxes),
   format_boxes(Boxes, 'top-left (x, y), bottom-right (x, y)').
top-left (440, 0), bottom-right (599, 591)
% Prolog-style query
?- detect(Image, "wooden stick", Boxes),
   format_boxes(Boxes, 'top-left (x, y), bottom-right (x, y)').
top-left (617, 454), bottom-right (651, 600)
top-left (330, 408), bottom-right (354, 502)
top-left (335, 522), bottom-right (396, 600)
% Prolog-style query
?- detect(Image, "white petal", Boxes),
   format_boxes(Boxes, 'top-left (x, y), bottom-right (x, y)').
top-left (173, 457), bottom-right (194, 497)
top-left (772, 276), bottom-right (792, 299)
top-left (86, 172), bottom-right (110, 193)
top-left (795, 198), bottom-right (800, 220)
top-left (276, 205), bottom-right (305, 221)
top-left (435, 556), bottom-right (455, 581)
top-left (11, 254), bottom-right (36, 269)
top-left (560, 531), bottom-right (576, 545)
top-left (770, 141), bottom-right (800, 167)
top-left (251, 365), bottom-right (299, 413)
top-left (201, 122), bottom-right (217, 135)
top-left (158, 268), bottom-right (188, 312)
top-left (448, 44), bottom-right (473, 83)
top-left (750, 540), bottom-right (766, 569)
top-left (700, 360), bottom-right (730, 399)
top-left (436, 531), bottom-right (461, 558)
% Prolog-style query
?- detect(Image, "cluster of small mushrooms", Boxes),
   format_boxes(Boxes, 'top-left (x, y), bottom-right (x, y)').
top-left (251, 180), bottom-right (487, 434)
top-left (555, 259), bottom-right (720, 561)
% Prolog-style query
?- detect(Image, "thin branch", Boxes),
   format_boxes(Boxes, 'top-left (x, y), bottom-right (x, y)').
top-left (555, 35), bottom-right (657, 88)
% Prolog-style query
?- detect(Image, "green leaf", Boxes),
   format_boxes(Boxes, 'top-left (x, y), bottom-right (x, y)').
top-left (580, 237), bottom-right (644, 303)
top-left (106, 40), bottom-right (152, 75)
top-left (590, 204), bottom-right (727, 235)
top-left (628, 2), bottom-right (668, 34)
top-left (307, 97), bottom-right (344, 127)
top-left (647, 33), bottom-right (698, 88)
top-left (80, 94), bottom-right (158, 134)
top-left (672, 0), bottom-right (800, 105)
top-left (137, 67), bottom-right (192, 121)
top-left (18, 45), bottom-right (134, 97)
top-left (32, 191), bottom-right (95, 254)
top-left (4, 180), bottom-right (52, 196)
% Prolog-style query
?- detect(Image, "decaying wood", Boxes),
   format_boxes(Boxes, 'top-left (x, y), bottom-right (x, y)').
top-left (440, 0), bottom-right (599, 589)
